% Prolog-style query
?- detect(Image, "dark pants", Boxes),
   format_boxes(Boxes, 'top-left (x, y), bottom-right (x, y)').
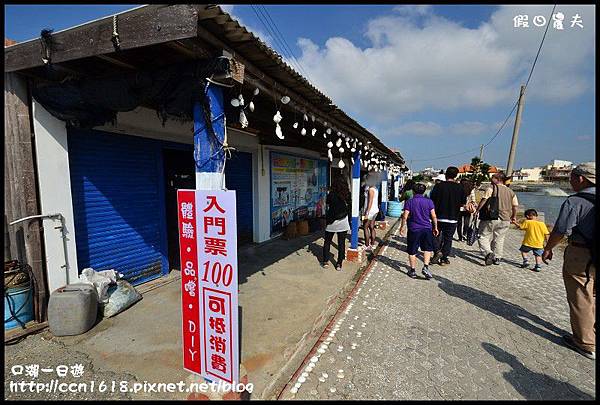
top-left (435, 222), bottom-right (458, 259)
top-left (457, 212), bottom-right (471, 240)
top-left (323, 231), bottom-right (347, 265)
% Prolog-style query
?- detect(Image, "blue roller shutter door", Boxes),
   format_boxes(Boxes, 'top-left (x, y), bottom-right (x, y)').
top-left (224, 151), bottom-right (253, 244)
top-left (68, 129), bottom-right (167, 285)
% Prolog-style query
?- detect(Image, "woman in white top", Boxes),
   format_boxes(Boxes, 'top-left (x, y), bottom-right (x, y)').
top-left (362, 174), bottom-right (380, 250)
top-left (322, 176), bottom-right (351, 271)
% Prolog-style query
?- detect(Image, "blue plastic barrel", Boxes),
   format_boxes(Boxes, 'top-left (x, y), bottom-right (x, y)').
top-left (387, 201), bottom-right (404, 217)
top-left (4, 283), bottom-right (34, 330)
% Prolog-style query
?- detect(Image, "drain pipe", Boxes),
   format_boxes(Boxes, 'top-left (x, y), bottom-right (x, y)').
top-left (9, 213), bottom-right (70, 284)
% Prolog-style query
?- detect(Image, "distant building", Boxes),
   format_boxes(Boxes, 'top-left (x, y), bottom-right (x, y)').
top-left (457, 164), bottom-right (499, 176)
top-left (419, 167), bottom-right (441, 178)
top-left (513, 167), bottom-right (543, 182)
top-left (542, 160), bottom-right (575, 182)
top-left (548, 159), bottom-right (573, 169)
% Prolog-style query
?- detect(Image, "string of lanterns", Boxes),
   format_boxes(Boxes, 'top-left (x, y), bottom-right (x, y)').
top-left (230, 87), bottom-right (403, 173)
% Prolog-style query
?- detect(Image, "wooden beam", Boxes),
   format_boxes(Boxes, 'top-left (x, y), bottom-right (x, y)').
top-left (4, 321), bottom-right (48, 343)
top-left (4, 72), bottom-right (47, 322)
top-left (5, 4), bottom-right (200, 73)
top-left (166, 39), bottom-right (212, 60)
top-left (95, 54), bottom-right (138, 70)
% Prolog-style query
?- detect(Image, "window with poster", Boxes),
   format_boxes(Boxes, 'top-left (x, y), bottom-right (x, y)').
top-left (270, 152), bottom-right (329, 236)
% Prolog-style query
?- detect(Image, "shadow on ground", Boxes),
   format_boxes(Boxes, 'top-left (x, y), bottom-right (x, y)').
top-left (435, 275), bottom-right (569, 347)
top-left (482, 342), bottom-right (594, 400)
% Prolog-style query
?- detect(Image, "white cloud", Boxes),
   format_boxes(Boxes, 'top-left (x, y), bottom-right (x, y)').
top-left (295, 5), bottom-right (595, 123)
top-left (449, 121), bottom-right (491, 136)
top-left (393, 121), bottom-right (444, 137)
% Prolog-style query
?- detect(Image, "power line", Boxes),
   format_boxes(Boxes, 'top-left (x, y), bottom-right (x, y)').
top-left (408, 4), bottom-right (557, 164)
top-left (259, 5), bottom-right (312, 80)
top-left (249, 5), bottom-right (307, 78)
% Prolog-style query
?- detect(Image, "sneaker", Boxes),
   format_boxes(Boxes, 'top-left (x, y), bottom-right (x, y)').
top-left (520, 261), bottom-right (529, 268)
top-left (484, 253), bottom-right (495, 266)
top-left (439, 257), bottom-right (450, 266)
top-left (336, 265), bottom-right (343, 272)
top-left (321, 262), bottom-right (329, 268)
top-left (492, 258), bottom-right (501, 265)
top-left (532, 266), bottom-right (541, 272)
top-left (562, 335), bottom-right (595, 360)
top-left (422, 267), bottom-right (433, 280)
top-left (407, 269), bottom-right (417, 279)
top-left (431, 252), bottom-right (443, 265)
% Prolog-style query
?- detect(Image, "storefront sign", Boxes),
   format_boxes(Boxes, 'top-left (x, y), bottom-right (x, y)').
top-left (177, 190), bottom-right (239, 384)
top-left (270, 152), bottom-right (329, 235)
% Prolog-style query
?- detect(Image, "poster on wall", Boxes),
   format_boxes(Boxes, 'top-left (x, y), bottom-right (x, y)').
top-left (270, 152), bottom-right (329, 235)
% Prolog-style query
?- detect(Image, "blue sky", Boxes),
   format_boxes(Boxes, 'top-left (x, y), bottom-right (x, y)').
top-left (5, 4), bottom-right (596, 171)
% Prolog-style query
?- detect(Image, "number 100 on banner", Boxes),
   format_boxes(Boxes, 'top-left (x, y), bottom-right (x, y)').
top-left (177, 189), bottom-right (239, 385)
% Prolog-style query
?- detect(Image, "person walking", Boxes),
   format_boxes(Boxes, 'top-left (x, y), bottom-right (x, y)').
top-left (399, 179), bottom-right (415, 202)
top-left (542, 162), bottom-right (596, 360)
top-left (476, 172), bottom-right (519, 265)
top-left (322, 176), bottom-right (351, 271)
top-left (362, 174), bottom-right (379, 251)
top-left (457, 179), bottom-right (477, 242)
top-left (399, 183), bottom-right (439, 280)
top-left (429, 166), bottom-right (466, 266)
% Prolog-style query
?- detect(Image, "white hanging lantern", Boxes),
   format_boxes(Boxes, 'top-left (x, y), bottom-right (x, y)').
top-left (281, 95), bottom-right (290, 104)
top-left (336, 138), bottom-right (342, 148)
top-left (338, 159), bottom-right (345, 169)
top-left (351, 147), bottom-right (356, 153)
top-left (311, 128), bottom-right (317, 136)
top-left (327, 141), bottom-right (334, 148)
top-left (275, 124), bottom-right (284, 139)
top-left (328, 149), bottom-right (333, 161)
top-left (273, 111), bottom-right (282, 124)
top-left (249, 101), bottom-right (255, 112)
top-left (301, 128), bottom-right (307, 136)
top-left (303, 113), bottom-right (308, 121)
top-left (326, 128), bottom-right (332, 135)
top-left (339, 147), bottom-right (345, 153)
top-left (240, 110), bottom-right (249, 128)
top-left (254, 88), bottom-right (260, 95)
top-left (293, 122), bottom-right (298, 129)
top-left (323, 132), bottom-right (327, 138)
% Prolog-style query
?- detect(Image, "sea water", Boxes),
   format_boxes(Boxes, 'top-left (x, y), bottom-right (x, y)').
top-left (515, 191), bottom-right (571, 224)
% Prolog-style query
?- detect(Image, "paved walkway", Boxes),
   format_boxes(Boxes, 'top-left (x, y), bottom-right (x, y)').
top-left (286, 227), bottom-right (596, 400)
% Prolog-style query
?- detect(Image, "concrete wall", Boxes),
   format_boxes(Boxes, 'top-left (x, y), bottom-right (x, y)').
top-left (32, 101), bottom-right (79, 292)
top-left (37, 105), bottom-right (329, 267)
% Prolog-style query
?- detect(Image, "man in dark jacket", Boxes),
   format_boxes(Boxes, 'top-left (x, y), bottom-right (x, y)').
top-left (429, 166), bottom-right (466, 265)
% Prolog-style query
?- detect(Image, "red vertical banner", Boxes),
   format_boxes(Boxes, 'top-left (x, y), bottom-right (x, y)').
top-left (196, 190), bottom-right (239, 385)
top-left (177, 190), bottom-right (201, 375)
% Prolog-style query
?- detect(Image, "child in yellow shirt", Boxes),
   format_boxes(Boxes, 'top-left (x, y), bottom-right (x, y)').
top-left (511, 209), bottom-right (550, 272)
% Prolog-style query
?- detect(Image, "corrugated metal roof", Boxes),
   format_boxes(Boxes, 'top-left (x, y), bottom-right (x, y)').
top-left (196, 5), bottom-right (403, 164)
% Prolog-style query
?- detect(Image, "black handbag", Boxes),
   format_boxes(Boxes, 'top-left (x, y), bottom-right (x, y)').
top-left (466, 214), bottom-right (479, 246)
top-left (479, 184), bottom-right (499, 221)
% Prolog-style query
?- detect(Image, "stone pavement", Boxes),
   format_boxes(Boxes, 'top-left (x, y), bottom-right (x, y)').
top-left (286, 227), bottom-right (596, 400)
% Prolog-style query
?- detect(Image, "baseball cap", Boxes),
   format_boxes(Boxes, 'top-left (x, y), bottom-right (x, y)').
top-left (572, 162), bottom-right (595, 184)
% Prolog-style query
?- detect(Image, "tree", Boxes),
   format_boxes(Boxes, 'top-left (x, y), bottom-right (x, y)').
top-left (466, 156), bottom-right (491, 186)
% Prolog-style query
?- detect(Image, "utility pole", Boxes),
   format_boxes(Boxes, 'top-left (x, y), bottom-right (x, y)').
top-left (506, 85), bottom-right (526, 177)
top-left (479, 144), bottom-right (484, 161)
